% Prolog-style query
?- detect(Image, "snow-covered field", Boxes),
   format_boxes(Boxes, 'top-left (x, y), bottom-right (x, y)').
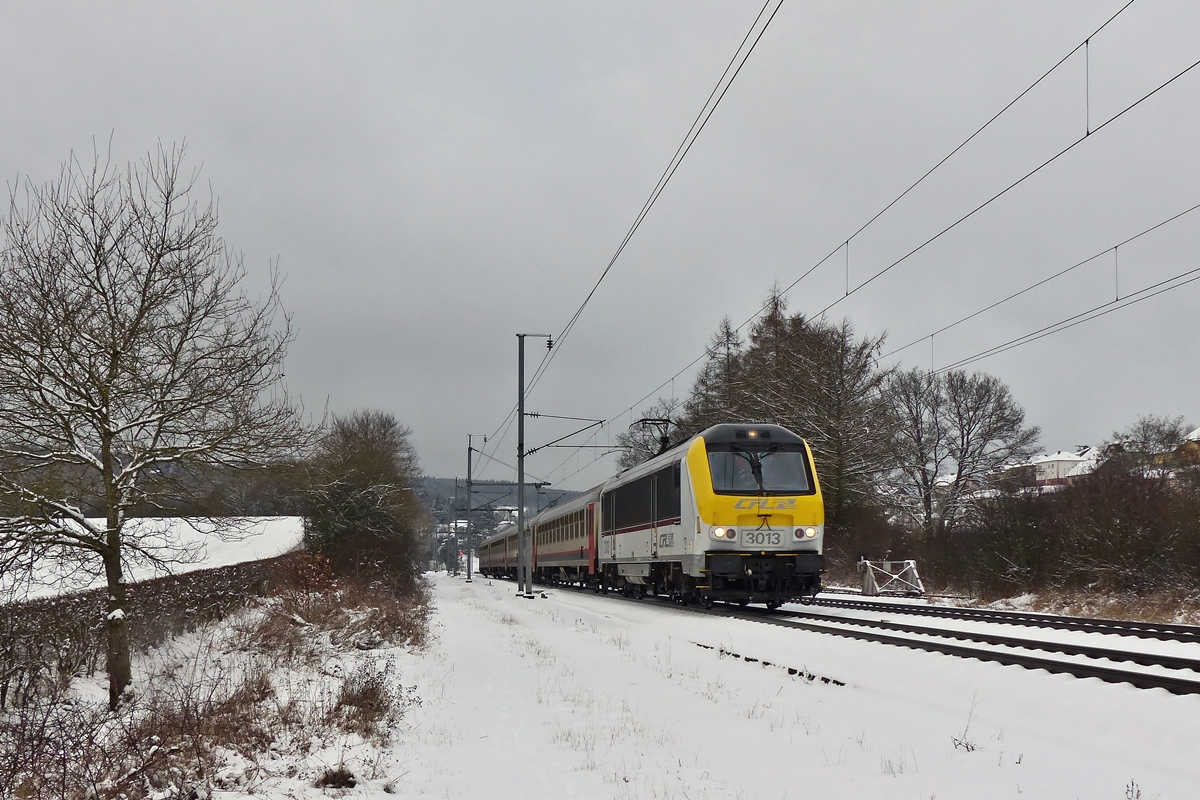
top-left (220, 571), bottom-right (1200, 798)
top-left (5, 516), bottom-right (304, 600)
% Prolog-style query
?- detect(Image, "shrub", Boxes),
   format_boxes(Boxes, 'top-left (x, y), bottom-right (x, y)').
top-left (314, 765), bottom-right (357, 789)
top-left (0, 552), bottom-right (430, 797)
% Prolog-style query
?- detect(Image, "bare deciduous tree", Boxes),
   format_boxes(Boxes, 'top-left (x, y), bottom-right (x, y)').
top-left (614, 398), bottom-right (685, 471)
top-left (0, 144), bottom-right (309, 708)
top-left (886, 367), bottom-right (1039, 535)
top-left (884, 368), bottom-right (948, 533)
top-left (1105, 414), bottom-right (1193, 474)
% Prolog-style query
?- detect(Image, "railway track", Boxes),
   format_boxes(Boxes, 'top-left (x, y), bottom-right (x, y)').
top-left (731, 606), bottom-right (1200, 696)
top-left (510, 578), bottom-right (1200, 696)
top-left (810, 596), bottom-right (1200, 644)
top-left (775, 606), bottom-right (1200, 673)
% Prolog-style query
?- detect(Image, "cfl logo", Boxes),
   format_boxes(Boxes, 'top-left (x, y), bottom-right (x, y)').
top-left (734, 498), bottom-right (797, 510)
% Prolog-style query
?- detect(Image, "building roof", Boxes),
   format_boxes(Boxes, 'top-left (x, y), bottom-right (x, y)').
top-left (1029, 450), bottom-right (1086, 466)
top-left (1066, 447), bottom-right (1105, 477)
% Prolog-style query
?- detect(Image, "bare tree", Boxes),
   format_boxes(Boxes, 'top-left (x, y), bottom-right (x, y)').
top-left (614, 398), bottom-right (684, 470)
top-left (1106, 414), bottom-right (1193, 473)
top-left (886, 368), bottom-right (1040, 535)
top-left (0, 144), bottom-right (309, 708)
top-left (942, 370), bottom-right (1040, 524)
top-left (884, 368), bottom-right (948, 532)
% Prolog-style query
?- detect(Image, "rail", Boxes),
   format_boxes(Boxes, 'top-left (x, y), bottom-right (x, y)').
top-left (810, 597), bottom-right (1200, 644)
top-left (480, 574), bottom-right (1200, 696)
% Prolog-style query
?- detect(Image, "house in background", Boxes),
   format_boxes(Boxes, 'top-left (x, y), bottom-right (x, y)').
top-left (996, 425), bottom-right (1199, 490)
top-left (1029, 450), bottom-right (1088, 486)
top-left (996, 446), bottom-right (1103, 489)
top-left (1177, 426), bottom-right (1200, 466)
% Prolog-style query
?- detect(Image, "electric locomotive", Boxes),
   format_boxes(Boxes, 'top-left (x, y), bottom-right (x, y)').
top-left (477, 423), bottom-right (824, 607)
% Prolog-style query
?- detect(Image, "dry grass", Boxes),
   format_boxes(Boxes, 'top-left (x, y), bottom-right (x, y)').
top-left (327, 655), bottom-right (420, 740)
top-left (314, 764), bottom-right (357, 788)
top-left (988, 588), bottom-right (1200, 625)
top-left (0, 656), bottom-right (279, 799)
top-left (0, 552), bottom-right (306, 711)
top-left (0, 551), bottom-right (429, 799)
top-left (243, 563), bottom-right (430, 667)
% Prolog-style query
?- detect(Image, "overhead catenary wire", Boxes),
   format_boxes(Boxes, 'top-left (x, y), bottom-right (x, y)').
top-left (476, 408), bottom-right (517, 478)
top-left (623, 7), bottom-right (1196, 461)
top-left (933, 263), bottom-right (1200, 374)
top-left (545, 351), bottom-right (713, 487)
top-left (528, 2), bottom-right (1194, 492)
top-left (470, 446), bottom-right (553, 487)
top-left (879, 199), bottom-right (1200, 360)
top-left (525, 0), bottom-right (786, 397)
top-left (477, 0), bottom-right (784, 479)
top-left (474, 344), bottom-right (552, 479)
top-left (731, 0), bottom-right (1138, 336)
top-left (816, 47), bottom-right (1200, 320)
top-left (542, 1), bottom-right (1145, 486)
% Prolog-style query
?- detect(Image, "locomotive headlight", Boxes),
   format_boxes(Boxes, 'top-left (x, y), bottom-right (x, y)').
top-left (795, 526), bottom-right (819, 539)
top-left (804, 527), bottom-right (818, 538)
top-left (710, 526), bottom-right (733, 540)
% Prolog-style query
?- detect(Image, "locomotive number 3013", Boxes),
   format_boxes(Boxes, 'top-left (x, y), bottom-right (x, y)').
top-left (741, 530), bottom-right (782, 547)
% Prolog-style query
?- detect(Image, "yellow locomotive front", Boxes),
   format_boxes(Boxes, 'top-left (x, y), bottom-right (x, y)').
top-left (686, 424), bottom-right (824, 607)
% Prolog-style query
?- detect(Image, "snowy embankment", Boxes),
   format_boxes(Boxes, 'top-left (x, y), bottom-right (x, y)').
top-left (5, 516), bottom-right (304, 600)
top-left (374, 573), bottom-right (1196, 799)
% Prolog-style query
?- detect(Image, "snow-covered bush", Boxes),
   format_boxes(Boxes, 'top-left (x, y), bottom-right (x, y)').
top-left (304, 410), bottom-right (429, 585)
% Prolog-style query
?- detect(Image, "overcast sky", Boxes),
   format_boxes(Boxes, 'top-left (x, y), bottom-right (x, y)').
top-left (2, 1), bottom-right (1198, 487)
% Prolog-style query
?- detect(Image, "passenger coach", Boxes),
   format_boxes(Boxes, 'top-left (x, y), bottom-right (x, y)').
top-left (477, 423), bottom-right (825, 607)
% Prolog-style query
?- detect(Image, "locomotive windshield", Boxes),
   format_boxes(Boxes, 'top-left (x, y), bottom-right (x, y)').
top-left (707, 444), bottom-right (814, 495)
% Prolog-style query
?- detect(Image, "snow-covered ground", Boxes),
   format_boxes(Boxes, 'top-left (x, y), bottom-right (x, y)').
top-left (222, 571), bottom-right (1200, 798)
top-left (4, 516), bottom-right (303, 600)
